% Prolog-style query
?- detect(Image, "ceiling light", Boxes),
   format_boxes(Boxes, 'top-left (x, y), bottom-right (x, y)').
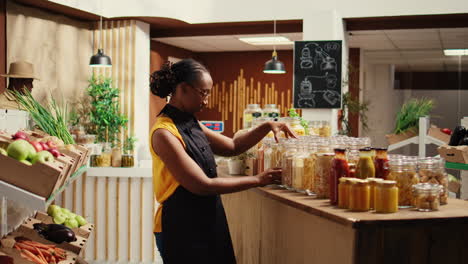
top-left (90, 16), bottom-right (112, 67)
top-left (263, 20), bottom-right (286, 74)
top-left (239, 36), bottom-right (293, 46)
top-left (444, 49), bottom-right (468, 56)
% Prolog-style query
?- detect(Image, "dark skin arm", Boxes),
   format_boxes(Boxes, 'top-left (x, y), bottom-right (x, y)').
top-left (152, 129), bottom-right (282, 196)
top-left (200, 121), bottom-right (297, 157)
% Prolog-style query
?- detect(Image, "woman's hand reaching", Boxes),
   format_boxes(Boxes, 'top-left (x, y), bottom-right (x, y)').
top-left (256, 168), bottom-right (282, 186)
top-left (269, 122), bottom-right (298, 143)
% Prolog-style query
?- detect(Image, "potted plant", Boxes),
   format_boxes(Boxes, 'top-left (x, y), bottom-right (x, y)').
top-left (338, 92), bottom-right (370, 136)
top-left (122, 135), bottom-right (137, 167)
top-left (87, 75), bottom-right (128, 145)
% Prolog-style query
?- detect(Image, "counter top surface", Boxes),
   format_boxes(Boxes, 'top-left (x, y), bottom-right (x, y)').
top-left (218, 165), bottom-right (468, 228)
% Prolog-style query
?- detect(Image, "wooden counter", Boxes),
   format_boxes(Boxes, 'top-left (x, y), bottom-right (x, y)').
top-left (220, 169), bottom-right (468, 264)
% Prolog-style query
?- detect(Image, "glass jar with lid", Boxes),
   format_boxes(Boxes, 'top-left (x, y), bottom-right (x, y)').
top-left (338, 177), bottom-right (352, 209)
top-left (375, 180), bottom-right (398, 213)
top-left (356, 148), bottom-right (376, 179)
top-left (412, 183), bottom-right (442, 211)
top-left (367, 178), bottom-right (384, 210)
top-left (292, 145), bottom-right (308, 193)
top-left (281, 142), bottom-right (297, 189)
top-left (349, 179), bottom-right (370, 212)
top-left (314, 152), bottom-right (335, 198)
top-left (303, 143), bottom-right (317, 195)
top-left (388, 159), bottom-right (420, 208)
top-left (330, 148), bottom-right (350, 205)
top-left (418, 157), bottom-right (448, 205)
top-left (290, 117), bottom-right (306, 136)
top-left (319, 121), bottom-right (331, 137)
top-left (263, 104), bottom-right (280, 120)
top-left (243, 104), bottom-right (263, 129)
top-left (374, 148), bottom-right (390, 179)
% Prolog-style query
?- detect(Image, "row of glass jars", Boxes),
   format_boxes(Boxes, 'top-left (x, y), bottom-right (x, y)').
top-left (255, 137), bottom-right (448, 211)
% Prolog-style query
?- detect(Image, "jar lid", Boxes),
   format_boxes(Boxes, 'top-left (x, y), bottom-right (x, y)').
top-left (377, 180), bottom-right (397, 187)
top-left (367, 178), bottom-right (384, 184)
top-left (264, 104), bottom-right (277, 108)
top-left (412, 183), bottom-right (442, 193)
top-left (339, 177), bottom-right (351, 183)
top-left (353, 179), bottom-right (369, 186)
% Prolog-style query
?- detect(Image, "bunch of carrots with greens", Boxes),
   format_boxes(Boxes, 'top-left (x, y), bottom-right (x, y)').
top-left (14, 239), bottom-right (67, 264)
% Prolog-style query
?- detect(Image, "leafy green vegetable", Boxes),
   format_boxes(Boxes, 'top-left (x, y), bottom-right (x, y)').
top-left (123, 135), bottom-right (137, 154)
top-left (394, 98), bottom-right (434, 134)
top-left (12, 89), bottom-right (75, 144)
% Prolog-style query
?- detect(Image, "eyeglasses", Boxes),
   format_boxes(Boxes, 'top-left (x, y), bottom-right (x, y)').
top-left (191, 85), bottom-right (211, 99)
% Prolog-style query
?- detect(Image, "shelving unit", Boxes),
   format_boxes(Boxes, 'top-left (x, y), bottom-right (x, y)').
top-left (0, 166), bottom-right (87, 237)
top-left (388, 116), bottom-right (446, 157)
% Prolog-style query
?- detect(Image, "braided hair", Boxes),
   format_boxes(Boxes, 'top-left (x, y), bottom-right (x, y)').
top-left (150, 59), bottom-right (209, 98)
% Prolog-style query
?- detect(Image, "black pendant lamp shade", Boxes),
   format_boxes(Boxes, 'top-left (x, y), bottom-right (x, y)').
top-left (90, 16), bottom-right (112, 68)
top-left (263, 50), bottom-right (286, 74)
top-left (90, 49), bottom-right (112, 67)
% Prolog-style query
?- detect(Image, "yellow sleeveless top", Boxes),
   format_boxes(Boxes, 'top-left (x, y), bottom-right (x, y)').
top-left (150, 116), bottom-right (186, 232)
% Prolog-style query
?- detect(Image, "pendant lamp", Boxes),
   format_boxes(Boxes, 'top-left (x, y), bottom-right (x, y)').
top-left (90, 16), bottom-right (112, 67)
top-left (263, 20), bottom-right (285, 74)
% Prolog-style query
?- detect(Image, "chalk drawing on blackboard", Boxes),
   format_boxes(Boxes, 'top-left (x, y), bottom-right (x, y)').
top-left (314, 46), bottom-right (337, 72)
top-left (325, 42), bottom-right (340, 52)
top-left (296, 72), bottom-right (341, 108)
top-left (300, 46), bottom-right (314, 69)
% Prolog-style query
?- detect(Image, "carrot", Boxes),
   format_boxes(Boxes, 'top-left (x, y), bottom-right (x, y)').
top-left (33, 246), bottom-right (47, 264)
top-left (22, 249), bottom-right (46, 264)
top-left (22, 241), bottom-right (55, 249)
top-left (14, 244), bottom-right (22, 251)
top-left (16, 242), bottom-right (39, 253)
top-left (20, 252), bottom-right (36, 262)
top-left (50, 255), bottom-right (56, 263)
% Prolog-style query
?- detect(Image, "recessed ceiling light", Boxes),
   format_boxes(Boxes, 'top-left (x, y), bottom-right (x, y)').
top-left (444, 49), bottom-right (468, 56)
top-left (239, 36), bottom-right (293, 46)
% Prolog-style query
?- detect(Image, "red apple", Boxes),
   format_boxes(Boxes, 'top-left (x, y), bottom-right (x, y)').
top-left (47, 140), bottom-right (58, 149)
top-left (29, 141), bottom-right (43, 152)
top-left (12, 131), bottom-right (28, 140)
top-left (40, 142), bottom-right (49, 151)
top-left (48, 148), bottom-right (60, 158)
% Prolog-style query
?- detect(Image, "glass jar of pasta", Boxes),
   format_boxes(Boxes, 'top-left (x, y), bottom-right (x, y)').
top-left (418, 157), bottom-right (448, 205)
top-left (412, 183), bottom-right (442, 212)
top-left (314, 152), bottom-right (335, 198)
top-left (388, 159), bottom-right (420, 208)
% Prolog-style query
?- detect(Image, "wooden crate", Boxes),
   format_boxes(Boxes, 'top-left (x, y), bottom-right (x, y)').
top-left (386, 129), bottom-right (417, 145)
top-left (438, 145), bottom-right (468, 164)
top-left (35, 212), bottom-right (94, 239)
top-left (0, 155), bottom-right (67, 198)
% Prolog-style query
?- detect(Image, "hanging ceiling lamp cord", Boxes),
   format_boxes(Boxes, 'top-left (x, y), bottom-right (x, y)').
top-left (273, 19), bottom-right (277, 57)
top-left (99, 16), bottom-right (103, 50)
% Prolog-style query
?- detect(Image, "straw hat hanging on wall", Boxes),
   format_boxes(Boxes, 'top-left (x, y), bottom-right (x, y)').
top-left (1, 61), bottom-right (40, 80)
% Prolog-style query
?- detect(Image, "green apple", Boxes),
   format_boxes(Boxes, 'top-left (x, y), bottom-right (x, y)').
top-left (25, 143), bottom-right (36, 160)
top-left (47, 205), bottom-right (62, 217)
top-left (69, 213), bottom-right (77, 219)
top-left (75, 215), bottom-right (87, 227)
top-left (20, 160), bottom-right (32, 166)
top-left (7, 140), bottom-right (31, 161)
top-left (61, 208), bottom-right (71, 216)
top-left (0, 148), bottom-right (6, 156)
top-left (31, 150), bottom-right (54, 164)
top-left (53, 213), bottom-right (67, 224)
top-left (64, 218), bottom-right (79, 229)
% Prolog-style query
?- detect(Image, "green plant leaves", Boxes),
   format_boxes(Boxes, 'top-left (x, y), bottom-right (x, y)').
top-left (394, 98), bottom-right (434, 134)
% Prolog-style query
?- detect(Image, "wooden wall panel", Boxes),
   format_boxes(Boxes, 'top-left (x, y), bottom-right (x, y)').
top-left (196, 50), bottom-right (295, 137)
top-left (348, 48), bottom-right (360, 137)
top-left (0, 0), bottom-right (5, 94)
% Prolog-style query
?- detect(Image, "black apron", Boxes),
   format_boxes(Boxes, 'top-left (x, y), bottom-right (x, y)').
top-left (159, 104), bottom-right (236, 264)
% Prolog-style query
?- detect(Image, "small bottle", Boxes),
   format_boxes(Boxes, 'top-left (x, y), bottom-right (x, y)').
top-left (375, 180), bottom-right (398, 213)
top-left (263, 104), bottom-right (280, 120)
top-left (330, 148), bottom-right (350, 205)
top-left (355, 148), bottom-right (376, 179)
top-left (349, 179), bottom-right (370, 212)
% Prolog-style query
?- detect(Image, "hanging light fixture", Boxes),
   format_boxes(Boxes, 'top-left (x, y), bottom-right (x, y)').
top-left (90, 16), bottom-right (112, 67)
top-left (263, 19), bottom-right (285, 74)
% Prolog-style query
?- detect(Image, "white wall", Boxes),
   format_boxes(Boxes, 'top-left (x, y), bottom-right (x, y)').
top-left (49, 0), bottom-right (468, 23)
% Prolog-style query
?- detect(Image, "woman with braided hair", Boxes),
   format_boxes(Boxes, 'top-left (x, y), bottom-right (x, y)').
top-left (150, 58), bottom-right (296, 263)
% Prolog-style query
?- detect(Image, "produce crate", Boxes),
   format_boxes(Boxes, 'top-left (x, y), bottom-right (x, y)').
top-left (55, 154), bottom-right (78, 189)
top-left (0, 155), bottom-right (67, 198)
top-left (438, 145), bottom-right (468, 164)
top-left (0, 235), bottom-right (78, 264)
top-left (17, 217), bottom-right (89, 255)
top-left (386, 129), bottom-right (417, 145)
top-left (60, 146), bottom-right (89, 170)
top-left (34, 212), bottom-right (94, 239)
top-left (427, 126), bottom-right (450, 143)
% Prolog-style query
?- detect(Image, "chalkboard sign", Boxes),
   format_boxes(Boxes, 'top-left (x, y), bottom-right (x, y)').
top-left (293, 40), bottom-right (342, 109)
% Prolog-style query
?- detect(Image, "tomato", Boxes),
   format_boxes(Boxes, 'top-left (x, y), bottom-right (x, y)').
top-left (441, 128), bottom-right (452, 135)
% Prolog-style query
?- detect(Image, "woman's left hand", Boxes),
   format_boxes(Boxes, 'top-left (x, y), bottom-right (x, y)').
top-left (269, 122), bottom-right (297, 142)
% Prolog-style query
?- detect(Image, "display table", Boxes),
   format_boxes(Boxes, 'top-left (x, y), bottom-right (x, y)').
top-left (219, 168), bottom-right (468, 264)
